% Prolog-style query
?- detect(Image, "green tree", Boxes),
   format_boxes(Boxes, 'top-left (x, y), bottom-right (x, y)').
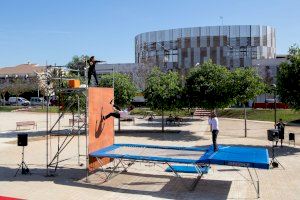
top-left (99, 73), bottom-right (137, 108)
top-left (144, 67), bottom-right (183, 132)
top-left (0, 83), bottom-right (9, 105)
top-left (185, 60), bottom-right (234, 110)
top-left (277, 44), bottom-right (300, 110)
top-left (66, 55), bottom-right (89, 76)
top-left (99, 73), bottom-right (137, 131)
top-left (7, 79), bottom-right (36, 103)
top-left (232, 67), bottom-right (266, 137)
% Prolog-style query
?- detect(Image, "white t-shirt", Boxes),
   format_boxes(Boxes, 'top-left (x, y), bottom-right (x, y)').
top-left (208, 117), bottom-right (219, 131)
top-left (119, 109), bottom-right (129, 118)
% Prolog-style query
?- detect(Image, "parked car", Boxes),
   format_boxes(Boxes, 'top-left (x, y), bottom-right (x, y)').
top-left (8, 97), bottom-right (30, 106)
top-left (30, 97), bottom-right (48, 106)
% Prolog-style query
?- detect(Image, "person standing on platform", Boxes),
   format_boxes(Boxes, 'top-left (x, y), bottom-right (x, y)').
top-left (208, 112), bottom-right (219, 152)
top-left (276, 118), bottom-right (285, 147)
top-left (88, 56), bottom-right (104, 86)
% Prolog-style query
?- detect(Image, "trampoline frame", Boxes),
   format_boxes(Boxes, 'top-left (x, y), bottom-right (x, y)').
top-left (94, 156), bottom-right (208, 191)
top-left (91, 144), bottom-right (264, 198)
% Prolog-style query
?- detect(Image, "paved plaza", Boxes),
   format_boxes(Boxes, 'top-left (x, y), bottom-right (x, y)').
top-left (0, 112), bottom-right (299, 200)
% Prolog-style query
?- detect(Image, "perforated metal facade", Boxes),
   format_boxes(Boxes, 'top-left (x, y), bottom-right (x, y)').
top-left (135, 25), bottom-right (276, 73)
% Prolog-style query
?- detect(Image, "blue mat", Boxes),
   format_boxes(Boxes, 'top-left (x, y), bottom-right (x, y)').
top-left (90, 144), bottom-right (269, 169)
top-left (165, 165), bottom-right (210, 174)
top-left (198, 145), bottom-right (270, 169)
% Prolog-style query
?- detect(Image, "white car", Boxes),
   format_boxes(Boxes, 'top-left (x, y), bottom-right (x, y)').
top-left (8, 97), bottom-right (31, 106)
top-left (30, 97), bottom-right (48, 106)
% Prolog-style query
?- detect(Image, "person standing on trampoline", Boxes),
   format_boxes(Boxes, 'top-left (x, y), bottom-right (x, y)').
top-left (208, 112), bottom-right (219, 152)
top-left (103, 100), bottom-right (135, 120)
top-left (88, 56), bottom-right (104, 86)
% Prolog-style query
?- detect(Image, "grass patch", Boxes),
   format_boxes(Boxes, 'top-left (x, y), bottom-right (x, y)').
top-left (27, 106), bottom-right (60, 113)
top-left (218, 108), bottom-right (300, 123)
top-left (0, 106), bottom-right (59, 113)
top-left (0, 106), bottom-right (23, 112)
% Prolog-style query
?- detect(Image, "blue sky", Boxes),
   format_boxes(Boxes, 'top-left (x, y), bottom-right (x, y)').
top-left (0, 0), bottom-right (299, 67)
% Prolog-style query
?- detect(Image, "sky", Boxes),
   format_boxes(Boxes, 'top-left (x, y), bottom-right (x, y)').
top-left (0, 0), bottom-right (299, 67)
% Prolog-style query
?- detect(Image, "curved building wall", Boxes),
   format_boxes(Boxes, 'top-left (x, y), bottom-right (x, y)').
top-left (135, 25), bottom-right (276, 73)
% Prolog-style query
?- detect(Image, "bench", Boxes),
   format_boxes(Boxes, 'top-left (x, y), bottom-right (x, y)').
top-left (16, 121), bottom-right (37, 130)
top-left (166, 117), bottom-right (183, 126)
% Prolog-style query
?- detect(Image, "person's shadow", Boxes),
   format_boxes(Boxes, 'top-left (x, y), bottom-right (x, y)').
top-left (95, 107), bottom-right (105, 138)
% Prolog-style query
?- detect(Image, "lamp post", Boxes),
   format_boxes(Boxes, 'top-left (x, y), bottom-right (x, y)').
top-left (271, 84), bottom-right (277, 127)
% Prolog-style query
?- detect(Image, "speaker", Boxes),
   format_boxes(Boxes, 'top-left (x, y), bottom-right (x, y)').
top-left (289, 133), bottom-right (295, 141)
top-left (267, 129), bottom-right (279, 141)
top-left (17, 133), bottom-right (28, 146)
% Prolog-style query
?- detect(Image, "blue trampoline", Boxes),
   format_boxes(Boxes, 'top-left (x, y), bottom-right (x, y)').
top-left (90, 143), bottom-right (269, 197)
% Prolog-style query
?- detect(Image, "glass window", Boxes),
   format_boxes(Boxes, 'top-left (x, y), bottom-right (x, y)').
top-left (150, 32), bottom-right (157, 43)
top-left (210, 26), bottom-right (219, 36)
top-left (200, 27), bottom-right (209, 47)
top-left (201, 27), bottom-right (209, 36)
top-left (182, 28), bottom-right (191, 38)
top-left (266, 26), bottom-right (272, 47)
top-left (157, 31), bottom-right (163, 42)
top-left (251, 25), bottom-right (260, 46)
top-left (220, 26), bottom-right (230, 46)
top-left (194, 47), bottom-right (200, 64)
top-left (173, 29), bottom-right (182, 41)
top-left (229, 26), bottom-right (239, 47)
top-left (230, 26), bottom-right (240, 38)
top-left (240, 25), bottom-right (250, 37)
top-left (240, 25), bottom-right (251, 46)
top-left (262, 26), bottom-right (267, 46)
top-left (191, 27), bottom-right (200, 37)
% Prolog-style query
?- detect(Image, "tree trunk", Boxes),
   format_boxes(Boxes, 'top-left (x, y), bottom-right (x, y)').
top-left (42, 95), bottom-right (44, 109)
top-left (72, 113), bottom-right (75, 127)
top-left (161, 109), bottom-right (164, 132)
top-left (244, 103), bottom-right (247, 137)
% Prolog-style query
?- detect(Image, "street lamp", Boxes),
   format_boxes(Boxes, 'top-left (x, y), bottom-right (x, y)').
top-left (271, 84), bottom-right (277, 126)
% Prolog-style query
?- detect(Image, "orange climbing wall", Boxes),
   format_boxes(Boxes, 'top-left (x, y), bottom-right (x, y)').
top-left (88, 87), bottom-right (114, 172)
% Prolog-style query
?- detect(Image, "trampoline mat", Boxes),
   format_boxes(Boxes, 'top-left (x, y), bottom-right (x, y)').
top-left (90, 144), bottom-right (270, 169)
top-left (90, 144), bottom-right (206, 164)
top-left (107, 146), bottom-right (204, 161)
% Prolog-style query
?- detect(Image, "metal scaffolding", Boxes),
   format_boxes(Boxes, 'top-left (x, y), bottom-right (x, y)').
top-left (44, 61), bottom-right (89, 178)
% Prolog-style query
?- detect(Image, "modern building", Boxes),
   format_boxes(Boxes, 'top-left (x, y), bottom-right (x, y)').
top-left (252, 55), bottom-right (287, 103)
top-left (135, 25), bottom-right (276, 74)
top-left (253, 55), bottom-right (287, 84)
top-left (95, 63), bottom-right (138, 75)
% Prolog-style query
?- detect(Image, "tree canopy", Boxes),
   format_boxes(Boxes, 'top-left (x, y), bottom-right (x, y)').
top-left (66, 55), bottom-right (89, 76)
top-left (277, 44), bottom-right (300, 110)
top-left (99, 73), bottom-right (137, 108)
top-left (232, 67), bottom-right (266, 104)
top-left (185, 61), bottom-right (234, 110)
top-left (144, 67), bottom-right (183, 111)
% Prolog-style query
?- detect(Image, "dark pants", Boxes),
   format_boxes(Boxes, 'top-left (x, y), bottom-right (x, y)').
top-left (212, 130), bottom-right (219, 151)
top-left (276, 130), bottom-right (284, 147)
top-left (104, 112), bottom-right (120, 120)
top-left (88, 68), bottom-right (99, 85)
top-left (103, 105), bottom-right (122, 120)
